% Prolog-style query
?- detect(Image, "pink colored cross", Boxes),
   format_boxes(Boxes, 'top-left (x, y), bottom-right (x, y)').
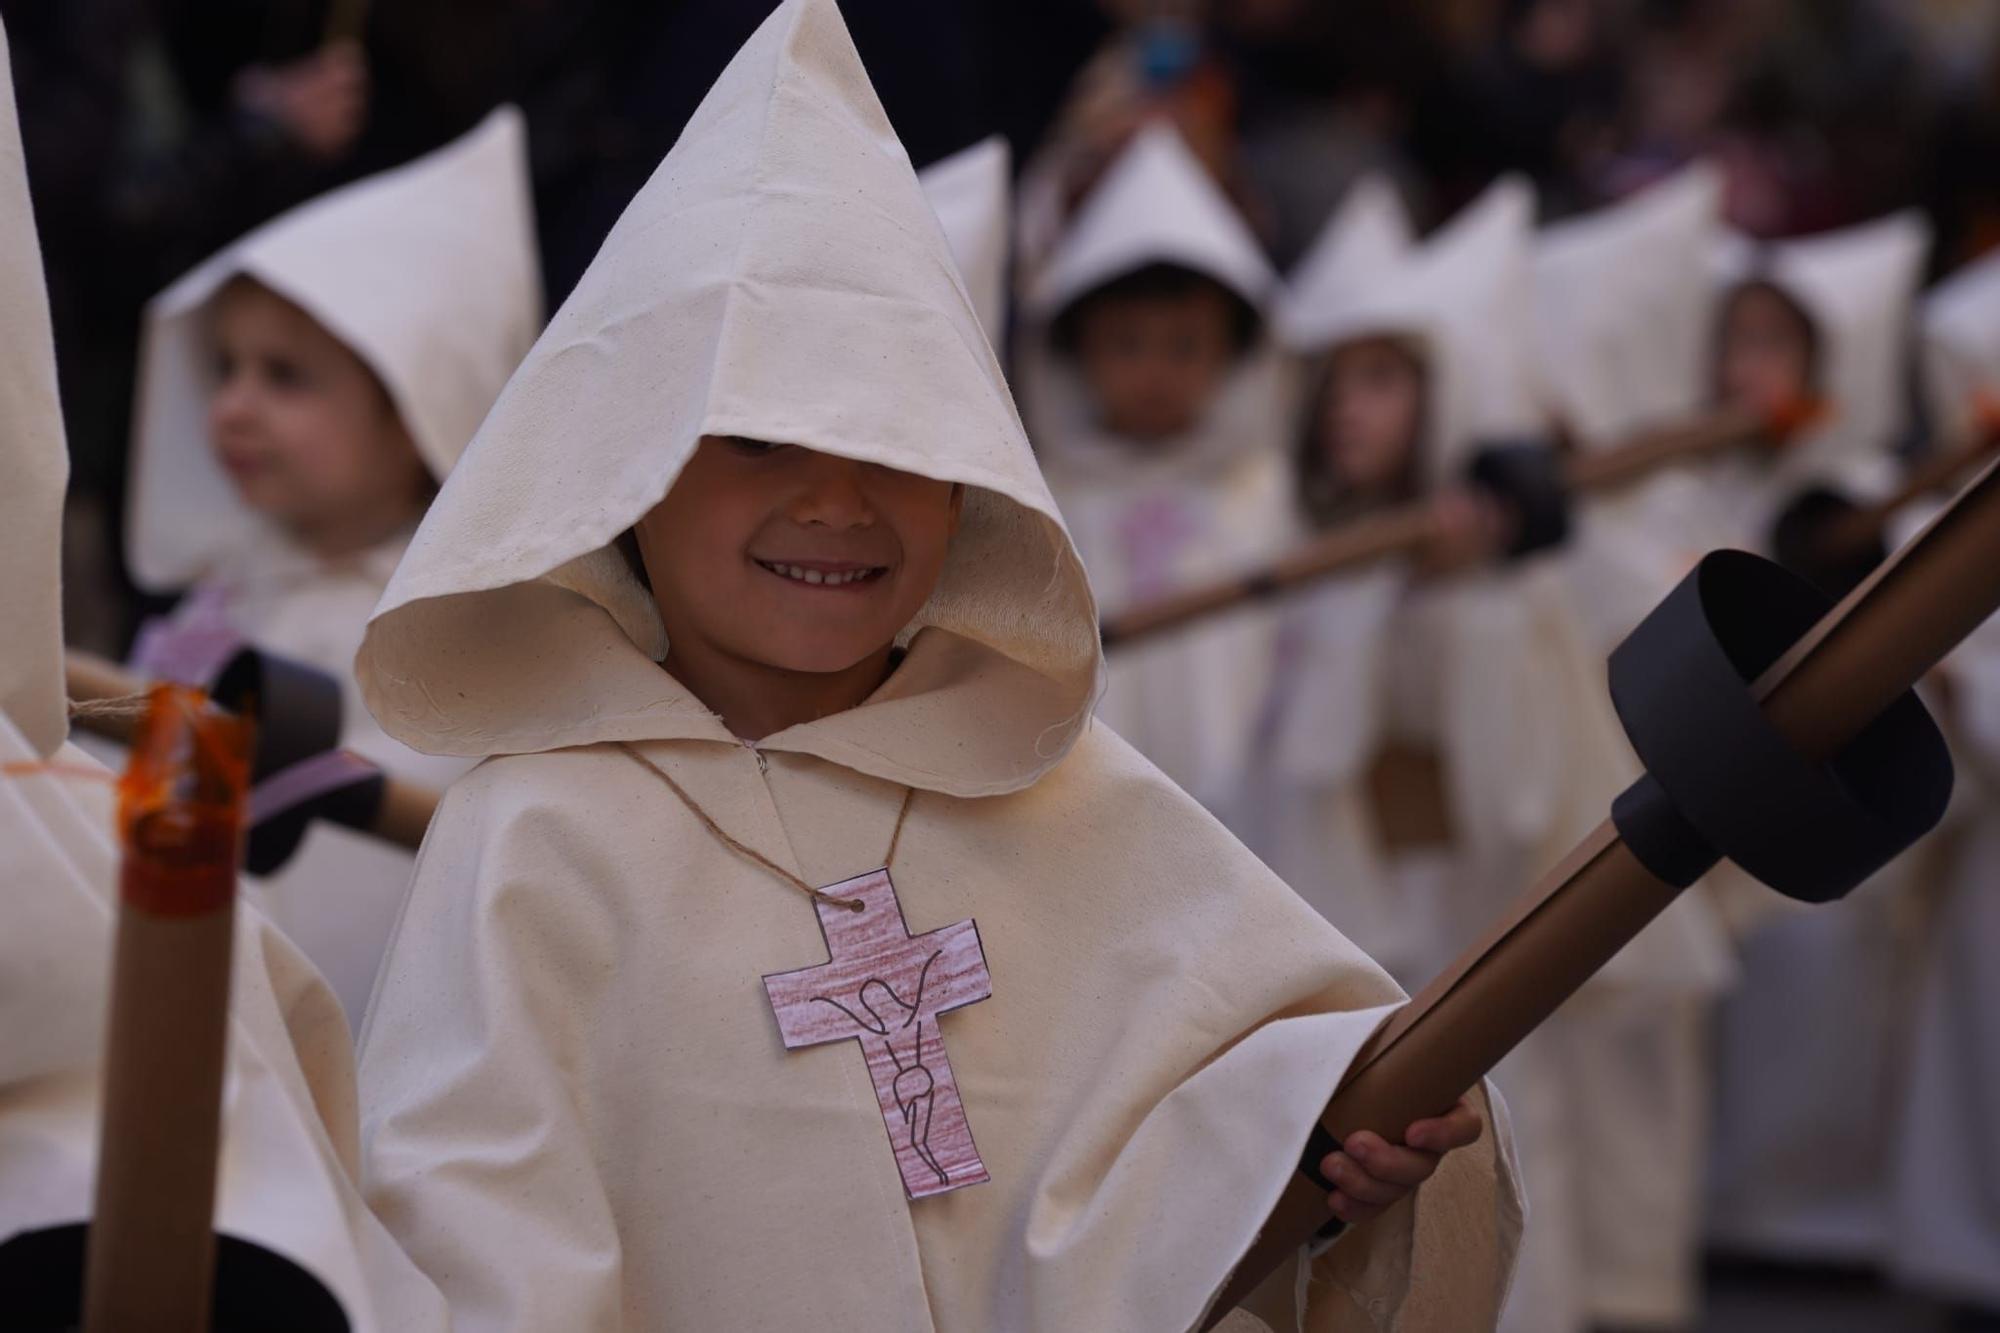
top-left (763, 868), bottom-right (992, 1199)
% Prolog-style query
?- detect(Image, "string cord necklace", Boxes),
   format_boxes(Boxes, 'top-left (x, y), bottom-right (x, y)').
top-left (615, 741), bottom-right (913, 912)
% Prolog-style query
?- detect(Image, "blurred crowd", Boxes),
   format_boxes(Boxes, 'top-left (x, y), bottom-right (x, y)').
top-left (12, 0), bottom-right (2000, 654)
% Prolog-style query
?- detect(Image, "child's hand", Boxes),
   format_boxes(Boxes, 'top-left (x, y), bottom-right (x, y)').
top-left (1315, 1096), bottom-right (1484, 1226)
top-left (1419, 489), bottom-right (1514, 575)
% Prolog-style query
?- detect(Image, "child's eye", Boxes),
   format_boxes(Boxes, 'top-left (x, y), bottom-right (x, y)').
top-left (725, 436), bottom-right (787, 457)
top-left (263, 357), bottom-right (307, 390)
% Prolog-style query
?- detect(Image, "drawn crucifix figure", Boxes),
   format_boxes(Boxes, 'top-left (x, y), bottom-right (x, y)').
top-left (763, 868), bottom-right (992, 1199)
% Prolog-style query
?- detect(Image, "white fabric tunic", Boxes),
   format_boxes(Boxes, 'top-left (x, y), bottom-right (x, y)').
top-left (353, 6), bottom-right (1523, 1327)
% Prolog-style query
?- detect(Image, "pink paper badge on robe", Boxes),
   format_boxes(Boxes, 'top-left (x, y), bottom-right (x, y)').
top-left (763, 869), bottom-right (992, 1199)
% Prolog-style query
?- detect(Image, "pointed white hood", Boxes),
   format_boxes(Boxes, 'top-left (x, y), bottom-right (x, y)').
top-left (1018, 124), bottom-right (1291, 484)
top-left (1277, 173), bottom-right (1414, 348)
top-left (126, 106), bottom-right (543, 591)
top-left (357, 0), bottom-right (1100, 799)
top-left (1024, 122), bottom-right (1274, 317)
top-left (0, 18), bottom-right (69, 758)
top-left (1534, 163), bottom-right (1723, 444)
top-left (1712, 210), bottom-right (1931, 496)
top-left (1284, 175), bottom-right (1547, 481)
top-left (919, 135), bottom-right (1011, 342)
top-left (1920, 242), bottom-right (2000, 446)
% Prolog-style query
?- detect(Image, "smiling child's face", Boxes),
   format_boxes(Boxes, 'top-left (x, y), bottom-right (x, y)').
top-left (634, 437), bottom-right (965, 678)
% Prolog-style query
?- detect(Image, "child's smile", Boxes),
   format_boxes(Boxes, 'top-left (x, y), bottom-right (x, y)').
top-left (631, 435), bottom-right (964, 737)
top-left (750, 556), bottom-right (891, 591)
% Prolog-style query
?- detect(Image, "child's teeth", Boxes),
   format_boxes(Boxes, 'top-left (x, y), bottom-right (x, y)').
top-left (763, 561), bottom-right (878, 586)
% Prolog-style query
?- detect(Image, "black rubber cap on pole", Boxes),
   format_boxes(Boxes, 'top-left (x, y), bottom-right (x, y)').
top-left (1606, 549), bottom-right (1953, 902)
top-left (1466, 439), bottom-right (1571, 559)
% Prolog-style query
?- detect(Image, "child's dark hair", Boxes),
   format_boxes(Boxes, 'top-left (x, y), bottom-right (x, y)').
top-left (617, 529), bottom-right (651, 590)
top-left (1293, 340), bottom-right (1429, 530)
top-left (1049, 262), bottom-right (1262, 358)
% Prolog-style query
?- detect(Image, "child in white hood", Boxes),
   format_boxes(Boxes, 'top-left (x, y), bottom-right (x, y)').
top-left (116, 108), bottom-right (542, 1026)
top-left (350, 5), bottom-right (1519, 1329)
top-left (1702, 214), bottom-right (1930, 583)
top-left (1244, 176), bottom-right (1509, 990)
top-left (1019, 123), bottom-right (1298, 815)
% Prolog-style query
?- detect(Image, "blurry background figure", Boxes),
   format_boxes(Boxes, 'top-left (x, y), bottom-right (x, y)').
top-left (1019, 123), bottom-right (1294, 820)
top-left (102, 109), bottom-right (542, 1027)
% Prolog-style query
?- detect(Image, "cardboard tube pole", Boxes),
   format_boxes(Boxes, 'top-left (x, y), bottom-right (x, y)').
top-left (1203, 455), bottom-right (2000, 1323)
top-left (63, 650), bottom-right (439, 854)
top-left (82, 686), bottom-right (254, 1333)
top-left (1102, 401), bottom-right (1805, 651)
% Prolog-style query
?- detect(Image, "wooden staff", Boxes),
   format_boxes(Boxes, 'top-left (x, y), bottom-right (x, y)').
top-left (1826, 411), bottom-right (2000, 554)
top-left (1102, 398), bottom-right (1819, 651)
top-left (65, 650), bottom-right (438, 855)
top-left (1202, 455), bottom-right (2000, 1324)
top-left (82, 686), bottom-right (254, 1333)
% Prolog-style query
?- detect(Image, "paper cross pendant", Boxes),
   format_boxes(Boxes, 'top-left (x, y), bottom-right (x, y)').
top-left (763, 869), bottom-right (992, 1199)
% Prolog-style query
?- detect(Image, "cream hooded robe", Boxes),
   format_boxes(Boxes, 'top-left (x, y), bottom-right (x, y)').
top-left (1278, 175), bottom-right (1726, 1333)
top-left (1703, 213), bottom-right (1939, 1267)
top-left (1016, 123), bottom-right (1298, 815)
top-left (0, 26), bottom-right (445, 1327)
top-left (351, 4), bottom-right (1521, 1329)
top-left (114, 107), bottom-right (543, 1025)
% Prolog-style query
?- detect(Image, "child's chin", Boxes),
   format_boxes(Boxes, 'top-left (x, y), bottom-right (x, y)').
top-left (1108, 413), bottom-right (1196, 443)
top-left (752, 636), bottom-right (895, 678)
top-left (233, 481), bottom-right (302, 524)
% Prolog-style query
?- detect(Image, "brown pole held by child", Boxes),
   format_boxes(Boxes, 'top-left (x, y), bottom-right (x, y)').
top-left (62, 650), bottom-right (440, 855)
top-left (1819, 407), bottom-right (2000, 559)
top-left (1202, 456), bottom-right (2000, 1325)
top-left (1102, 397), bottom-right (1823, 651)
top-left (81, 685), bottom-right (254, 1333)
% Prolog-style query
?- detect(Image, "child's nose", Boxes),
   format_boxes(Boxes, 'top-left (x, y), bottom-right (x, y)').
top-left (210, 375), bottom-right (258, 426)
top-left (788, 455), bottom-right (876, 528)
